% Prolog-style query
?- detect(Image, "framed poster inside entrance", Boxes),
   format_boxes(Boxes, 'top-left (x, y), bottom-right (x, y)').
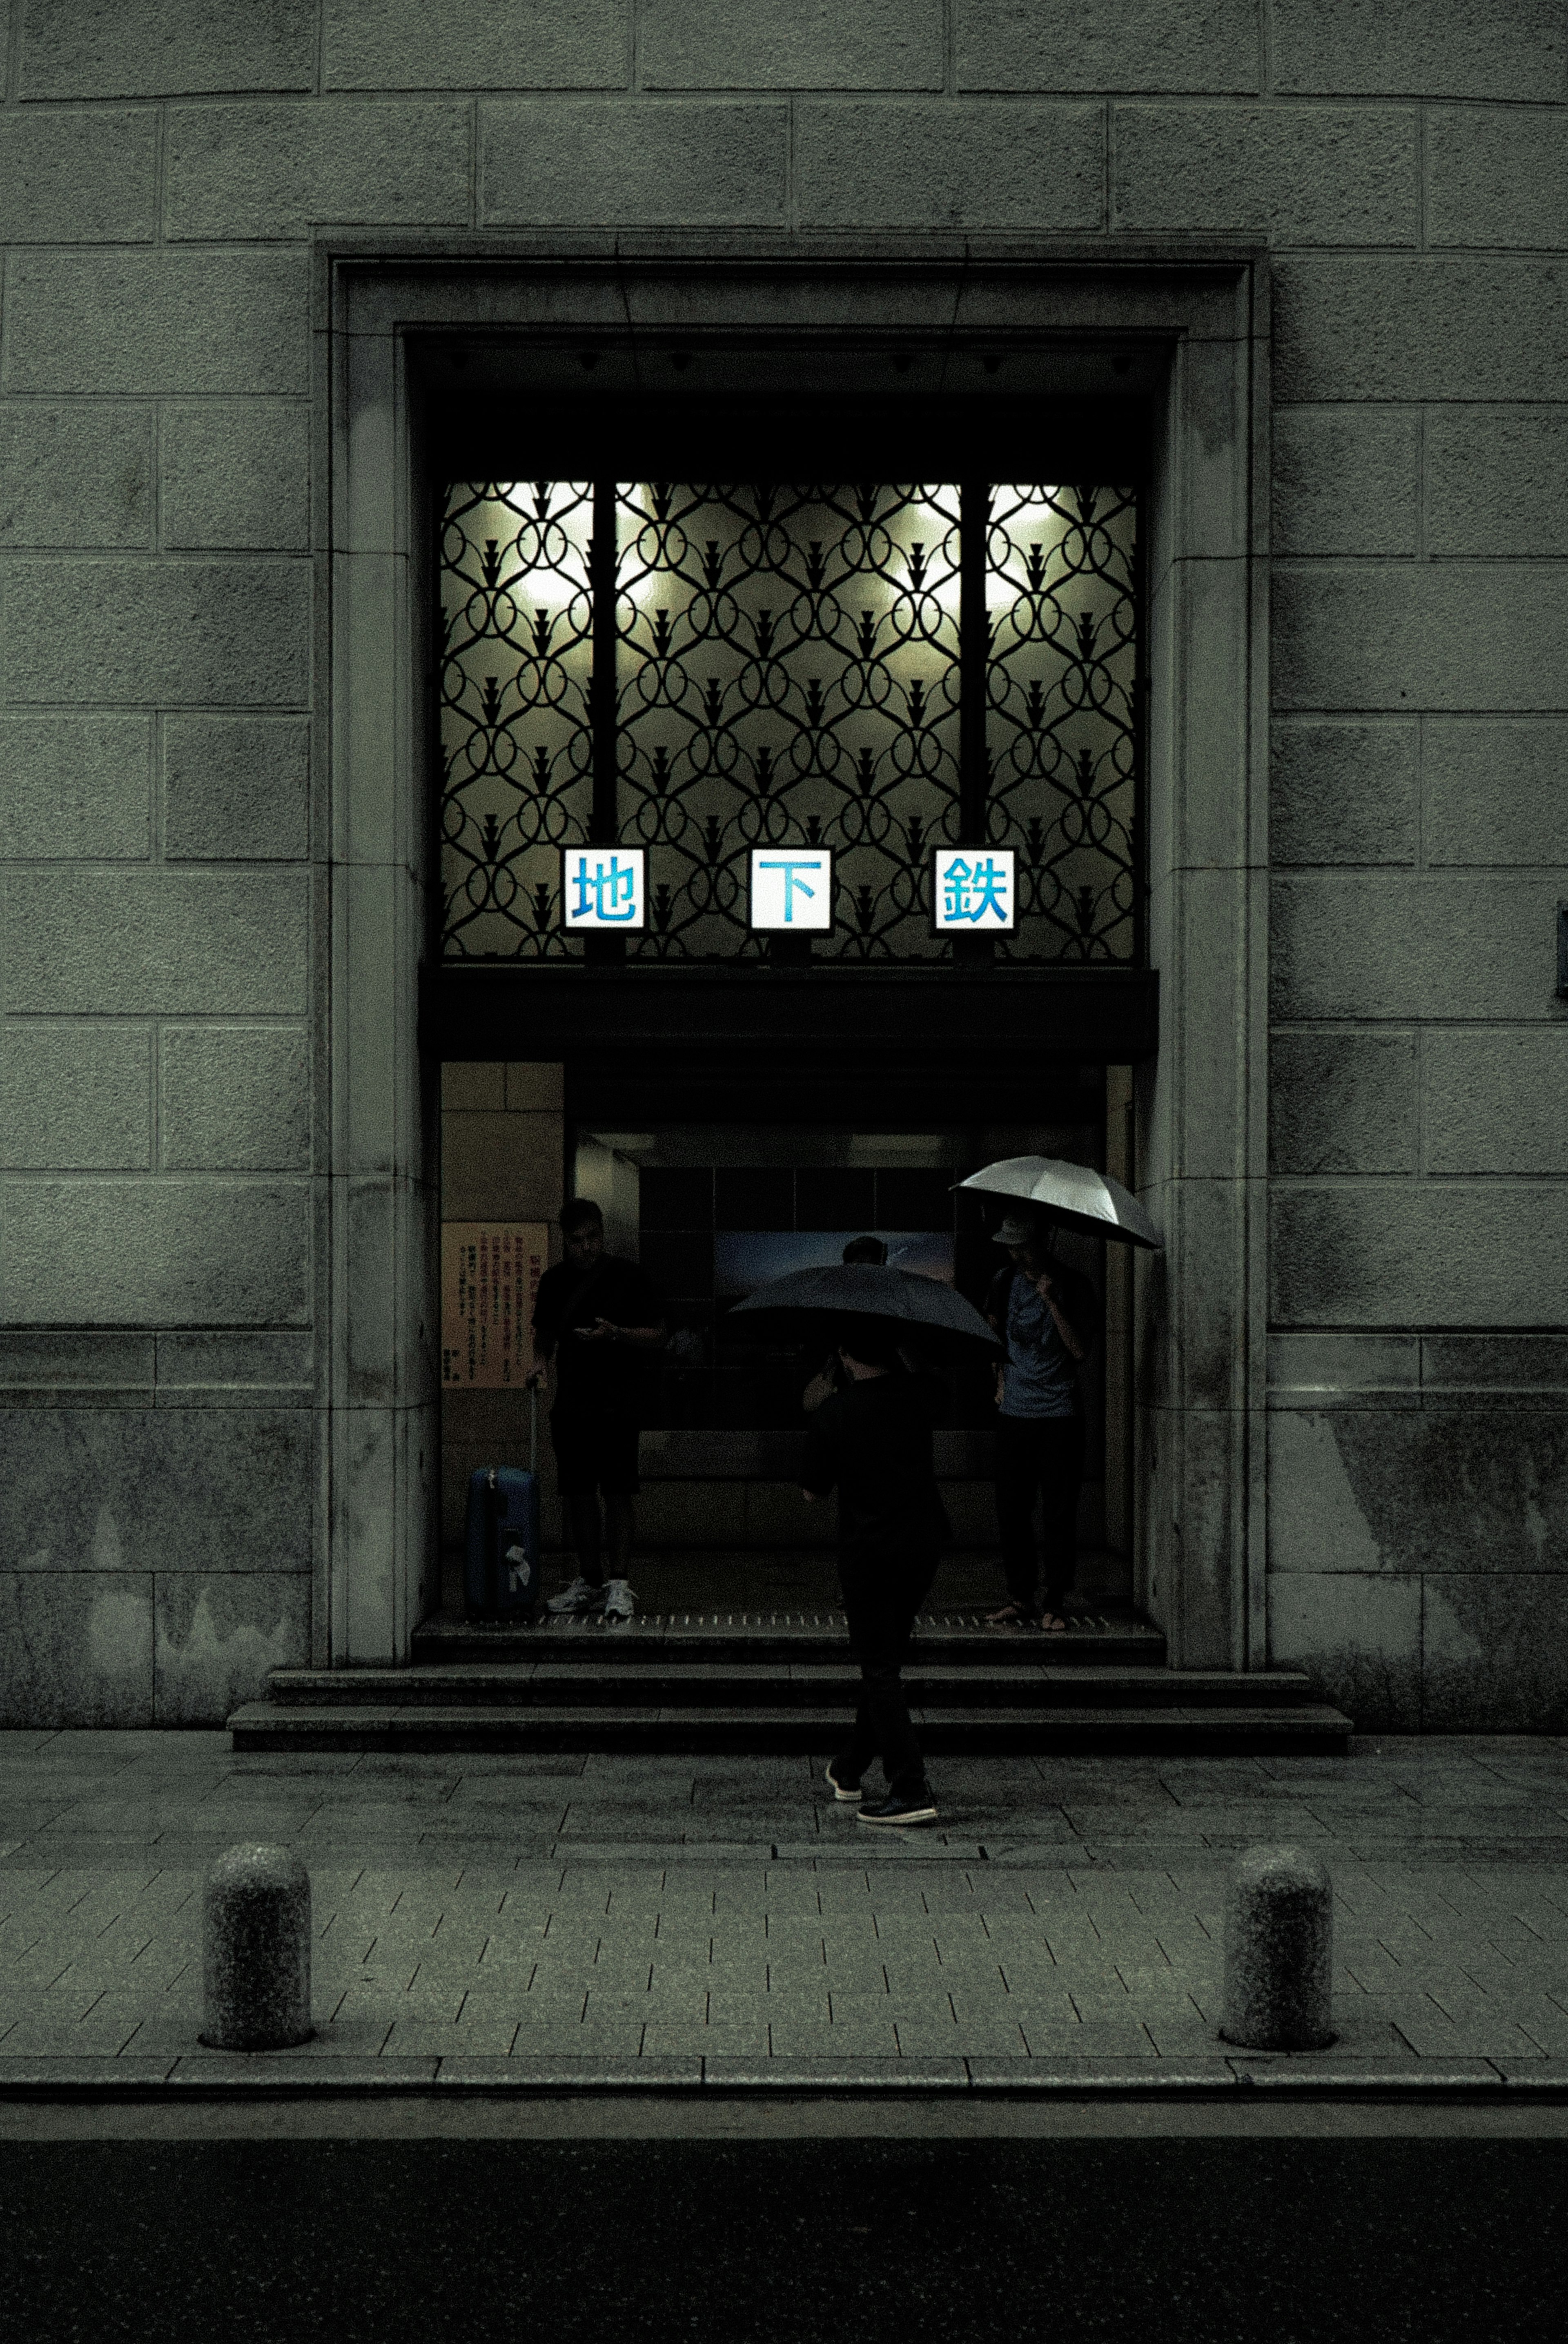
top-left (441, 1222), bottom-right (547, 1389)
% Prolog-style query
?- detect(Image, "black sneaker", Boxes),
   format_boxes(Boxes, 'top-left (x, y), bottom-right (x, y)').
top-left (858, 1790), bottom-right (938, 1828)
top-left (824, 1760), bottom-right (862, 1803)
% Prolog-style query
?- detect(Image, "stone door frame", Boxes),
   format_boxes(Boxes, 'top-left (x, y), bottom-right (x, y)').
top-left (322, 237), bottom-right (1270, 1672)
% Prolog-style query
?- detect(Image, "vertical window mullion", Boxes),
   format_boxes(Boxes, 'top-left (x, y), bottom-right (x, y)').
top-left (958, 476), bottom-right (990, 847)
top-left (590, 477), bottom-right (619, 846)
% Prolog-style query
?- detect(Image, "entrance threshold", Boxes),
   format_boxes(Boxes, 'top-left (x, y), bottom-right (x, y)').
top-left (230, 1581), bottom-right (1352, 1756)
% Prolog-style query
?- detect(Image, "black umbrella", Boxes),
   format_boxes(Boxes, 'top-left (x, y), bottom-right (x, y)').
top-left (730, 1262), bottom-right (1001, 1358)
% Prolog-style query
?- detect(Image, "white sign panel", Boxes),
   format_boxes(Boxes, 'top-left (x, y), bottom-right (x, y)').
top-left (562, 847), bottom-right (646, 930)
top-left (749, 848), bottom-right (833, 931)
top-left (933, 848), bottom-right (1018, 932)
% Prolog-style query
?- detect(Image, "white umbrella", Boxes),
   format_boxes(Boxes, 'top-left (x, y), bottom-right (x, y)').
top-left (953, 1155), bottom-right (1164, 1250)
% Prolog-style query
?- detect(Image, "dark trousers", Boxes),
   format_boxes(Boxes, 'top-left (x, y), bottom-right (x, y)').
top-left (835, 1554), bottom-right (940, 1800)
top-left (995, 1414), bottom-right (1085, 1615)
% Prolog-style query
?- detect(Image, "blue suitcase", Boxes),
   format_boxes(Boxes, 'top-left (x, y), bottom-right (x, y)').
top-left (463, 1390), bottom-right (542, 1623)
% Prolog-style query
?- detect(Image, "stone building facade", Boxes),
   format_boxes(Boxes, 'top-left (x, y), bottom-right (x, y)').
top-left (1, 1), bottom-right (1565, 1731)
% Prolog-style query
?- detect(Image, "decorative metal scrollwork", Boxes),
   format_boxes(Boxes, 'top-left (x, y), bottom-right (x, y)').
top-left (987, 485), bottom-right (1139, 963)
top-left (439, 482), bottom-right (594, 960)
top-left (617, 482), bottom-right (960, 960)
top-left (438, 478), bottom-right (1138, 964)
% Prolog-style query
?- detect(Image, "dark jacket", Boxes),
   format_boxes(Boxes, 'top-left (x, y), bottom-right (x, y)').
top-left (801, 1371), bottom-right (949, 1570)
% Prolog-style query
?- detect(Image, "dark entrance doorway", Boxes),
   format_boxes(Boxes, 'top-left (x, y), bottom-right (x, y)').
top-left (426, 363), bottom-right (1154, 1631)
top-left (437, 1063), bottom-right (1134, 1624)
top-left (572, 1111), bottom-right (1128, 1619)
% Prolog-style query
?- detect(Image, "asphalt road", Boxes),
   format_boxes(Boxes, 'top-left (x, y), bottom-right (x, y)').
top-left (3, 2136), bottom-right (1565, 2341)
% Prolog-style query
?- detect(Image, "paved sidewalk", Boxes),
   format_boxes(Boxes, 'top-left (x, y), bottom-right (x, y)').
top-left (4, 1732), bottom-right (1568, 2094)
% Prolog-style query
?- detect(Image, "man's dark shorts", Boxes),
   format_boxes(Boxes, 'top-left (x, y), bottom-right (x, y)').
top-left (550, 1408), bottom-right (641, 1497)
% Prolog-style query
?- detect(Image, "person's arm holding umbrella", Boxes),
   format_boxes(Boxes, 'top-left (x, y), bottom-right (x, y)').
top-left (804, 1238), bottom-right (889, 1416)
top-left (1030, 1258), bottom-right (1091, 1364)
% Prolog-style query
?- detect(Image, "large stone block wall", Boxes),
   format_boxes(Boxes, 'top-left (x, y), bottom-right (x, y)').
top-left (1, 1), bottom-right (1565, 1723)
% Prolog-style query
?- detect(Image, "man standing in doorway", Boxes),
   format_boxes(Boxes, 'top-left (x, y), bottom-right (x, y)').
top-left (529, 1198), bottom-right (666, 1621)
top-left (984, 1211), bottom-right (1098, 1635)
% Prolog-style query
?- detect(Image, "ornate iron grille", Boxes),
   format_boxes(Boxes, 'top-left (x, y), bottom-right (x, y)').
top-left (988, 485), bottom-right (1138, 962)
top-left (439, 483), bottom-right (595, 958)
top-left (619, 482), bottom-right (960, 959)
top-left (438, 479), bottom-right (1137, 963)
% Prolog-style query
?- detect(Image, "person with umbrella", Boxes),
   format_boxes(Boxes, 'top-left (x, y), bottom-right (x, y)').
top-left (802, 1235), bottom-right (889, 1414)
top-left (799, 1312), bottom-right (948, 1827)
top-left (981, 1211), bottom-right (1098, 1633)
top-left (953, 1158), bottom-right (1159, 1636)
top-left (733, 1261), bottom-right (1000, 1827)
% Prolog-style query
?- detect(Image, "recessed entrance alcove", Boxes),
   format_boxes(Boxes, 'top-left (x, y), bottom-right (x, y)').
top-left (318, 240), bottom-right (1276, 1720)
top-left (435, 1071), bottom-right (1137, 1625)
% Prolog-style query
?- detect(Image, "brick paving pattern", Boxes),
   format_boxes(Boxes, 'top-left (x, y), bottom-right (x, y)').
top-left (3, 1733), bottom-right (1568, 2089)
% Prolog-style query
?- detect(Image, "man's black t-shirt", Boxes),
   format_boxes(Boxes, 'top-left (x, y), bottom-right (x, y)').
top-left (532, 1255), bottom-right (665, 1418)
top-left (801, 1371), bottom-right (948, 1568)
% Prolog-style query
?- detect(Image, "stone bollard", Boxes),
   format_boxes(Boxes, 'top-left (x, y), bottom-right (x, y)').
top-left (1219, 1844), bottom-right (1335, 2052)
top-left (200, 1845), bottom-right (313, 2052)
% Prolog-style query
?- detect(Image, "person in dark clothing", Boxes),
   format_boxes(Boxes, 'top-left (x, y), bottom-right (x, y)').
top-left (528, 1198), bottom-right (666, 1620)
top-left (983, 1210), bottom-right (1100, 1634)
top-left (800, 1314), bottom-right (946, 1827)
top-left (802, 1236), bottom-right (889, 1414)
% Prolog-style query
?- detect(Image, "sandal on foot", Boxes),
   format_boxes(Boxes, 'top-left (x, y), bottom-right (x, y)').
top-left (986, 1602), bottom-right (1036, 1629)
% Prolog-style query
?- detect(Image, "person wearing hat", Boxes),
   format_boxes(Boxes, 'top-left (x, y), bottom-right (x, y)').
top-left (984, 1210), bottom-right (1099, 1633)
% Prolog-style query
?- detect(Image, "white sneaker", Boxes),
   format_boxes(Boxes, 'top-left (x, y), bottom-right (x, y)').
top-left (601, 1578), bottom-right (636, 1621)
top-left (546, 1576), bottom-right (604, 1615)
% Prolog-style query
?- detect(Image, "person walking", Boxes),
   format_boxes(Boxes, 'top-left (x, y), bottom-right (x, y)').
top-left (984, 1210), bottom-right (1098, 1634)
top-left (800, 1315), bottom-right (947, 1826)
top-left (528, 1198), bottom-right (666, 1621)
top-left (802, 1236), bottom-right (888, 1414)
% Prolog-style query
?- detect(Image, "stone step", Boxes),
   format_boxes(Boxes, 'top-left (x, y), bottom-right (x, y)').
top-left (412, 1612), bottom-right (1168, 1670)
top-left (265, 1662), bottom-right (1321, 1712)
top-left (228, 1700), bottom-right (1354, 1757)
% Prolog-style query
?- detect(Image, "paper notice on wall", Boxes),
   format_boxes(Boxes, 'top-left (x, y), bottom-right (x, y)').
top-left (441, 1222), bottom-right (547, 1388)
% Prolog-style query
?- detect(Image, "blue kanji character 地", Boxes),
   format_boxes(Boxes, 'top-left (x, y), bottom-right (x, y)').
top-left (570, 853), bottom-right (639, 924)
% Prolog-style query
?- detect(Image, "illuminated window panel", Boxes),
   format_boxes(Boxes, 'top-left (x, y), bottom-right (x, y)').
top-left (987, 485), bottom-right (1138, 964)
top-left (438, 479), bottom-right (1136, 964)
top-left (439, 482), bottom-right (594, 959)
